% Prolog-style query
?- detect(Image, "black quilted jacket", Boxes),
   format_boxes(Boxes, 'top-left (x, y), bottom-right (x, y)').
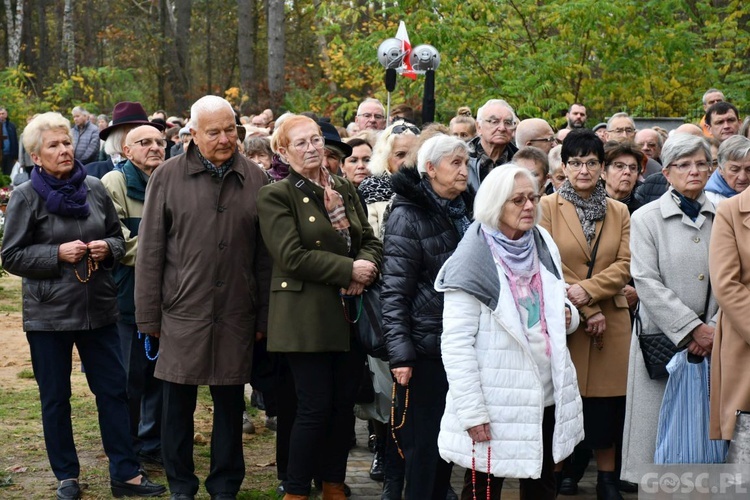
top-left (381, 167), bottom-right (473, 368)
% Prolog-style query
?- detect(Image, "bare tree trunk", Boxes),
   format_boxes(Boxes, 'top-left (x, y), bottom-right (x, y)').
top-left (4, 0), bottom-right (24, 67)
top-left (312, 0), bottom-right (336, 95)
top-left (36, 0), bottom-right (49, 85)
top-left (62, 0), bottom-right (75, 74)
top-left (237, 0), bottom-right (257, 107)
top-left (158, 0), bottom-right (167, 109)
top-left (166, 0), bottom-right (192, 114)
top-left (206, 7), bottom-right (212, 93)
top-left (267, 0), bottom-right (285, 111)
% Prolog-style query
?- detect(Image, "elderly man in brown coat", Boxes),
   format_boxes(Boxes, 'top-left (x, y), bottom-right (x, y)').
top-left (135, 95), bottom-right (270, 499)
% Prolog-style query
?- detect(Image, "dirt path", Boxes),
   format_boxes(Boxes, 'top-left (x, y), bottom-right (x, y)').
top-left (0, 312), bottom-right (33, 388)
top-left (0, 309), bottom-right (277, 498)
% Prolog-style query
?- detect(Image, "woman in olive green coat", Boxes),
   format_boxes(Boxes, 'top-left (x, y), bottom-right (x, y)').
top-left (258, 115), bottom-right (382, 500)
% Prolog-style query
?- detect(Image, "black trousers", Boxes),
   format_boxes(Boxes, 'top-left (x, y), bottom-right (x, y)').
top-left (460, 405), bottom-right (557, 500)
top-left (395, 358), bottom-right (453, 500)
top-left (274, 354), bottom-right (296, 481)
top-left (161, 382), bottom-right (245, 495)
top-left (26, 325), bottom-right (141, 482)
top-left (284, 349), bottom-right (364, 495)
top-left (117, 321), bottom-right (162, 455)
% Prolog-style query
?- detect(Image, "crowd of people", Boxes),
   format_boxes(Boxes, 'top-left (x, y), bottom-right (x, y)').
top-left (1, 88), bottom-right (750, 500)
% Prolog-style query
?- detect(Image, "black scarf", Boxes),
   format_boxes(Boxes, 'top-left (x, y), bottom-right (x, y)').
top-left (670, 189), bottom-right (702, 222)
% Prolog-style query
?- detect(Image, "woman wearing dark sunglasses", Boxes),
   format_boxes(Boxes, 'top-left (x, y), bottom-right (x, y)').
top-left (359, 120), bottom-right (420, 237)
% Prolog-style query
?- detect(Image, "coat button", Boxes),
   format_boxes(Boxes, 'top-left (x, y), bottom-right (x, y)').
top-left (309, 216), bottom-right (316, 222)
top-left (218, 206), bottom-right (225, 212)
top-left (303, 197), bottom-right (310, 203)
top-left (315, 240), bottom-right (322, 247)
top-left (281, 281), bottom-right (288, 288)
top-left (698, 273), bottom-right (705, 280)
top-left (216, 280), bottom-right (224, 287)
top-left (218, 242), bottom-right (226, 250)
top-left (694, 237), bottom-right (700, 243)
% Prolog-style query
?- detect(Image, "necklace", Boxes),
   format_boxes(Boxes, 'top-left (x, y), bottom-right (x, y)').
top-left (73, 255), bottom-right (99, 283)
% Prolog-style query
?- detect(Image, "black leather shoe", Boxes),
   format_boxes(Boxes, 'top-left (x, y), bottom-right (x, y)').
top-left (381, 477), bottom-right (404, 500)
top-left (446, 485), bottom-right (458, 500)
top-left (111, 475), bottom-right (167, 497)
top-left (368, 434), bottom-right (378, 453)
top-left (210, 494), bottom-right (236, 499)
top-left (560, 477), bottom-right (579, 495)
top-left (57, 479), bottom-right (81, 500)
top-left (370, 450), bottom-right (385, 481)
top-left (596, 471), bottom-right (624, 500)
top-left (619, 480), bottom-right (638, 493)
top-left (170, 495), bottom-right (194, 500)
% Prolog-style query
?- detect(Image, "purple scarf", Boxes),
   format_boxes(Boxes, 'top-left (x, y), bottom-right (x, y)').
top-left (267, 153), bottom-right (290, 182)
top-left (30, 160), bottom-right (90, 218)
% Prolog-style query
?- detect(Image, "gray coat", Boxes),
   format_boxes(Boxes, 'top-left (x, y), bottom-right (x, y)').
top-left (621, 189), bottom-right (717, 482)
top-left (135, 142), bottom-right (271, 385)
top-left (1, 175), bottom-right (125, 331)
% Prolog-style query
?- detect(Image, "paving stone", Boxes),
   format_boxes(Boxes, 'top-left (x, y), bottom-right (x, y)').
top-left (345, 418), bottom-right (637, 499)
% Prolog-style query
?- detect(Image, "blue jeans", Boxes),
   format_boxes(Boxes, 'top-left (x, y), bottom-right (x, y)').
top-left (27, 324), bottom-right (141, 482)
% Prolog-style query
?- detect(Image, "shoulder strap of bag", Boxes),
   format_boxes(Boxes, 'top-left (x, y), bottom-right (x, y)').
top-left (293, 178), bottom-right (331, 223)
top-left (586, 213), bottom-right (606, 280)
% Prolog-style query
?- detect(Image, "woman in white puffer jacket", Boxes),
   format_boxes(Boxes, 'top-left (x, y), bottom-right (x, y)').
top-left (435, 166), bottom-right (584, 500)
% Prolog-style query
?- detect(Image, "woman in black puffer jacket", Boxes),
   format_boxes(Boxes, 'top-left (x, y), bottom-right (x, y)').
top-left (381, 134), bottom-right (473, 500)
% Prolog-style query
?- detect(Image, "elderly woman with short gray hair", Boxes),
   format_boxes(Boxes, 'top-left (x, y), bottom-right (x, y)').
top-left (1, 112), bottom-right (165, 499)
top-left (436, 165), bottom-right (583, 500)
top-left (621, 133), bottom-right (718, 482)
top-left (381, 134), bottom-right (472, 499)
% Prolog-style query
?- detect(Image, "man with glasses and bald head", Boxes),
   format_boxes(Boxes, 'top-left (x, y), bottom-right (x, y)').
top-left (467, 98), bottom-right (519, 192)
top-left (516, 118), bottom-right (558, 154)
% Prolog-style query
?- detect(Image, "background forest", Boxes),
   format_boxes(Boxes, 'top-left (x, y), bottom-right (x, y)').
top-left (0, 0), bottom-right (749, 129)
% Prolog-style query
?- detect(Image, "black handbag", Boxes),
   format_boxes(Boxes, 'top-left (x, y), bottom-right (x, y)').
top-left (355, 280), bottom-right (389, 360)
top-left (635, 280), bottom-right (712, 380)
top-left (634, 303), bottom-right (680, 380)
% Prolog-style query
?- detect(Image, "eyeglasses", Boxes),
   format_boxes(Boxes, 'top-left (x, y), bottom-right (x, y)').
top-left (292, 135), bottom-right (325, 152)
top-left (482, 117), bottom-right (516, 130)
top-left (357, 113), bottom-right (386, 121)
top-left (507, 194), bottom-right (542, 207)
top-left (392, 124), bottom-right (420, 135)
top-left (566, 160), bottom-right (601, 171)
top-left (608, 127), bottom-right (635, 135)
top-left (608, 161), bottom-right (639, 173)
top-left (528, 136), bottom-right (559, 145)
top-left (668, 161), bottom-right (710, 172)
top-left (132, 138), bottom-right (167, 148)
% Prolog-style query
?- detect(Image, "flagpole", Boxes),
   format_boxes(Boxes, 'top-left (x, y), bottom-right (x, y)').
top-left (386, 92), bottom-right (391, 125)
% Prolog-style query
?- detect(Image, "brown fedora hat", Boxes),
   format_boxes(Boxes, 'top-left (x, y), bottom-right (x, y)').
top-left (100, 101), bottom-right (164, 140)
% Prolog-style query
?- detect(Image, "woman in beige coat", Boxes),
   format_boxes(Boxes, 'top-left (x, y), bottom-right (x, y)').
top-left (539, 129), bottom-right (631, 499)
top-left (709, 135), bottom-right (750, 440)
